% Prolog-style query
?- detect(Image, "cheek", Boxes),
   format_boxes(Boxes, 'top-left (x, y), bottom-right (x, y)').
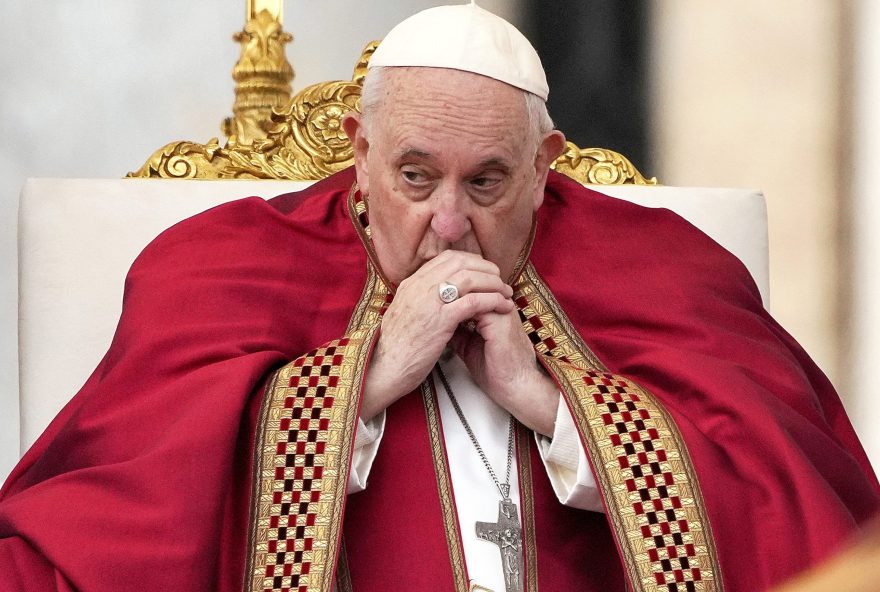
top-left (372, 180), bottom-right (420, 239)
top-left (375, 204), bottom-right (424, 248)
top-left (369, 192), bottom-right (434, 281)
top-left (473, 200), bottom-right (535, 259)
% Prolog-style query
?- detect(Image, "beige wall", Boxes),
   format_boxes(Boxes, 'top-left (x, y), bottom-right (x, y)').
top-left (849, 0), bottom-right (880, 471)
top-left (651, 2), bottom-right (843, 382)
top-left (651, 2), bottom-right (879, 472)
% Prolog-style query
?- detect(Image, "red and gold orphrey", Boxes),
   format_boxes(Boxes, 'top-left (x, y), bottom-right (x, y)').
top-left (244, 270), bottom-right (387, 592)
top-left (518, 265), bottom-right (722, 591)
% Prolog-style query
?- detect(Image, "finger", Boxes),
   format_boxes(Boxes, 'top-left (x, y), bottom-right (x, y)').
top-left (442, 292), bottom-right (515, 325)
top-left (469, 308), bottom-right (527, 344)
top-left (417, 249), bottom-right (501, 280)
top-left (443, 270), bottom-right (514, 299)
top-left (449, 326), bottom-right (484, 366)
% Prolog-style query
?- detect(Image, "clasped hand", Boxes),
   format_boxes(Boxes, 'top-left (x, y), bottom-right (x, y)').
top-left (361, 250), bottom-right (558, 435)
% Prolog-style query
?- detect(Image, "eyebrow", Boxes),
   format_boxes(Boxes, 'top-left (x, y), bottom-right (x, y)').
top-left (393, 149), bottom-right (514, 173)
top-left (395, 148), bottom-right (434, 162)
top-left (475, 157), bottom-right (514, 173)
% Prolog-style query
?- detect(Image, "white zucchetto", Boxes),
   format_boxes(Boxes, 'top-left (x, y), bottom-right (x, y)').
top-left (368, 2), bottom-right (550, 101)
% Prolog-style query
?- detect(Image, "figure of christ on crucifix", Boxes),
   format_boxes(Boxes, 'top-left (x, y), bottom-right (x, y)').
top-left (476, 499), bottom-right (524, 592)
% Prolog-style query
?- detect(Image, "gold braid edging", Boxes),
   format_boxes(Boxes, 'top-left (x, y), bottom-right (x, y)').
top-left (245, 325), bottom-right (377, 592)
top-left (516, 424), bottom-right (539, 592)
top-left (422, 379), bottom-right (471, 591)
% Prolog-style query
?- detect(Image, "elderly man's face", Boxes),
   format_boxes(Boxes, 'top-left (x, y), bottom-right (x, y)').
top-left (343, 68), bottom-right (564, 285)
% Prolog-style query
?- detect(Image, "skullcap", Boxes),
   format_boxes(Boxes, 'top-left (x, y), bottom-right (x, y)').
top-left (368, 2), bottom-right (549, 100)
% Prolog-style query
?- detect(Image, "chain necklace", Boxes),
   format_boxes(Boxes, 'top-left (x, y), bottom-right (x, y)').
top-left (435, 362), bottom-right (524, 592)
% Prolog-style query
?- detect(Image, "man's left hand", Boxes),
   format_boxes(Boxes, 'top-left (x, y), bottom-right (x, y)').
top-left (450, 307), bottom-right (559, 436)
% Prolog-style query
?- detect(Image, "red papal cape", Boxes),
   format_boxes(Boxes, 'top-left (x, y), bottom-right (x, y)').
top-left (0, 168), bottom-right (877, 592)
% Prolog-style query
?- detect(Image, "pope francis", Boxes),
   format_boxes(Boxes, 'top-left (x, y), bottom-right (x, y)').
top-left (1, 3), bottom-right (877, 592)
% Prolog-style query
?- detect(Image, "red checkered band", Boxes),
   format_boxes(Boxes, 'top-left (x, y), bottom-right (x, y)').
top-left (246, 338), bottom-right (357, 592)
top-left (515, 265), bottom-right (722, 592)
top-left (587, 370), bottom-right (710, 592)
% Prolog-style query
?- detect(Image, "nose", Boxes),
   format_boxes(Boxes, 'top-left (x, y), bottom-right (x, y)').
top-left (430, 184), bottom-right (472, 243)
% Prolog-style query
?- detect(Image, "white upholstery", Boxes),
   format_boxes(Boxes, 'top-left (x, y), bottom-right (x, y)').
top-left (15, 178), bottom-right (767, 456)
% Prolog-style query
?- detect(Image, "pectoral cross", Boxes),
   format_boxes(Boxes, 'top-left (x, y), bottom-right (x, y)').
top-left (475, 498), bottom-right (524, 592)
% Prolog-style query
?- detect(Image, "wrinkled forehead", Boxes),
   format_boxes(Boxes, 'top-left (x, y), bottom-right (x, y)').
top-left (366, 67), bottom-right (531, 137)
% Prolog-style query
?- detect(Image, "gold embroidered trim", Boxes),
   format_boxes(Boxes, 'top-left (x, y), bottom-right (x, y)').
top-left (244, 372), bottom-right (280, 590)
top-left (245, 278), bottom-right (386, 592)
top-left (515, 423), bottom-right (539, 592)
top-left (347, 183), bottom-right (371, 240)
top-left (516, 269), bottom-right (723, 592)
top-left (345, 264), bottom-right (383, 334)
top-left (519, 265), bottom-right (606, 371)
top-left (513, 266), bottom-right (601, 371)
top-left (422, 379), bottom-right (470, 591)
top-left (347, 183), bottom-right (398, 293)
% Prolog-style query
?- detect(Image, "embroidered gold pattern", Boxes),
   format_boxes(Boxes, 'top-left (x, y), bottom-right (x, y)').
top-left (422, 379), bottom-right (471, 591)
top-left (513, 268), bottom-right (599, 370)
top-left (519, 266), bottom-right (606, 372)
top-left (515, 424), bottom-right (539, 592)
top-left (514, 266), bottom-right (722, 592)
top-left (348, 185), bottom-right (371, 240)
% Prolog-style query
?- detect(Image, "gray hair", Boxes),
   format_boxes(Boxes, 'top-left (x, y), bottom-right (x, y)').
top-left (360, 66), bottom-right (554, 143)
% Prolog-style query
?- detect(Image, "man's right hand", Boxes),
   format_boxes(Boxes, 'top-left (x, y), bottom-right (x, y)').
top-left (359, 250), bottom-right (514, 421)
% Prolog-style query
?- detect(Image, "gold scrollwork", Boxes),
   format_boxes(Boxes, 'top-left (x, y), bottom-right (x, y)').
top-left (128, 139), bottom-right (224, 180)
top-left (130, 41), bottom-right (656, 186)
top-left (352, 41), bottom-right (380, 86)
top-left (551, 142), bottom-right (657, 185)
top-left (128, 79), bottom-right (361, 180)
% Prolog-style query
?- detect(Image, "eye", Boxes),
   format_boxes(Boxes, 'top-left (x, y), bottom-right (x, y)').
top-left (470, 176), bottom-right (500, 189)
top-left (469, 171), bottom-right (504, 191)
top-left (401, 167), bottom-right (429, 185)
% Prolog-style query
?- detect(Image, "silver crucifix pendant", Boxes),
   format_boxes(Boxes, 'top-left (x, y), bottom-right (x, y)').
top-left (475, 498), bottom-right (524, 592)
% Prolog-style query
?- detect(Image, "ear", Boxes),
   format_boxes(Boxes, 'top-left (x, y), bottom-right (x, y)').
top-left (531, 130), bottom-right (567, 210)
top-left (342, 112), bottom-right (371, 195)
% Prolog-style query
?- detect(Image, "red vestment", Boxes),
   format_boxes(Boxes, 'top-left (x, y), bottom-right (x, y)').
top-left (1, 168), bottom-right (877, 591)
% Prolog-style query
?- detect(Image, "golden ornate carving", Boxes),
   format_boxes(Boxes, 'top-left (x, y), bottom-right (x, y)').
top-left (130, 41), bottom-right (656, 185)
top-left (128, 139), bottom-right (224, 180)
top-left (249, 0), bottom-right (282, 21)
top-left (551, 142), bottom-right (657, 185)
top-left (128, 77), bottom-right (361, 180)
top-left (221, 2), bottom-right (294, 145)
top-left (352, 41), bottom-right (380, 86)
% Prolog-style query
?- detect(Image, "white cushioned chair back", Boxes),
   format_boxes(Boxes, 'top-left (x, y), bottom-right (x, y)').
top-left (16, 178), bottom-right (767, 456)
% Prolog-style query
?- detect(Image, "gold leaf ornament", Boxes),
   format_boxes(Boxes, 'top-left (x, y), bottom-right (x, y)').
top-left (551, 143), bottom-right (657, 186)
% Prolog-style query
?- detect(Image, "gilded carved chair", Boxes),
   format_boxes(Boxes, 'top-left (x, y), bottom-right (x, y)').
top-left (15, 5), bottom-right (768, 461)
